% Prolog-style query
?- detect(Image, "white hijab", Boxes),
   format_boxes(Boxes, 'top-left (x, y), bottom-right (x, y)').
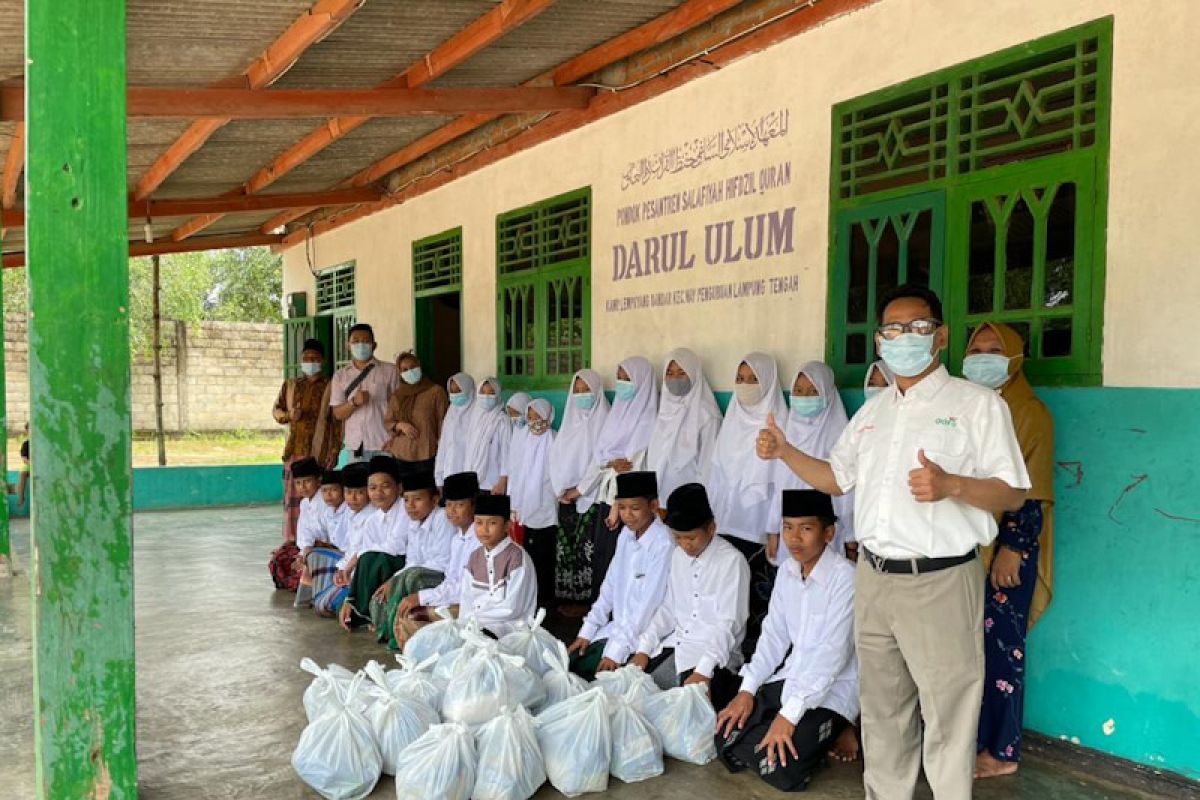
top-left (548, 369), bottom-right (610, 496)
top-left (593, 356), bottom-right (658, 463)
top-left (512, 399), bottom-right (555, 516)
top-left (863, 359), bottom-right (895, 392)
top-left (465, 377), bottom-right (511, 483)
top-left (709, 352), bottom-right (787, 514)
top-left (434, 372), bottom-right (475, 482)
top-left (647, 348), bottom-right (721, 498)
top-left (503, 392), bottom-right (533, 477)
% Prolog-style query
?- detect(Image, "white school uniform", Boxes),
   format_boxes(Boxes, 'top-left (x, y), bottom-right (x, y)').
top-left (403, 506), bottom-right (457, 573)
top-left (418, 523), bottom-right (481, 609)
top-left (636, 534), bottom-right (750, 677)
top-left (434, 372), bottom-right (476, 485)
top-left (738, 548), bottom-right (859, 725)
top-left (322, 502), bottom-right (352, 550)
top-left (647, 348), bottom-right (722, 501)
top-left (577, 357), bottom-right (659, 507)
top-left (509, 399), bottom-right (558, 529)
top-left (463, 377), bottom-right (512, 491)
top-left (458, 537), bottom-right (537, 637)
top-left (335, 506), bottom-right (378, 570)
top-left (500, 392), bottom-right (532, 484)
top-left (295, 495), bottom-right (324, 550)
top-left (549, 369), bottom-right (610, 513)
top-left (340, 503), bottom-right (407, 569)
top-left (577, 517), bottom-right (675, 663)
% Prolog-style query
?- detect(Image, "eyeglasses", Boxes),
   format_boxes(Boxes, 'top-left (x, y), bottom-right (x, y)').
top-left (876, 319), bottom-right (942, 340)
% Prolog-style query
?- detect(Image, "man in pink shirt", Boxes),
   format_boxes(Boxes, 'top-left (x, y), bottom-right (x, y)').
top-left (330, 323), bottom-right (400, 462)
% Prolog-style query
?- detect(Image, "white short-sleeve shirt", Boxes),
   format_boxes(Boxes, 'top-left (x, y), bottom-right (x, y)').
top-left (829, 366), bottom-right (1030, 559)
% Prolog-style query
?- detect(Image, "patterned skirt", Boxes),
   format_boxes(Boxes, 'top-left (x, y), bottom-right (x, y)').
top-left (308, 547), bottom-right (346, 614)
top-left (268, 542), bottom-right (301, 592)
top-left (556, 503), bottom-right (596, 604)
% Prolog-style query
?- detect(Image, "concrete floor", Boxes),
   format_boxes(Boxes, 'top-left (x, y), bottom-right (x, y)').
top-left (0, 506), bottom-right (1182, 799)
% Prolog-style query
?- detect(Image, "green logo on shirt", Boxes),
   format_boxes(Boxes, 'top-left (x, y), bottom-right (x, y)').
top-left (935, 417), bottom-right (958, 428)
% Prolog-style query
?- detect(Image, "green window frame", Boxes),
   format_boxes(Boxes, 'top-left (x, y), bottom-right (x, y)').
top-left (413, 227), bottom-right (463, 297)
top-left (314, 261), bottom-right (356, 314)
top-left (828, 17), bottom-right (1111, 387)
top-left (496, 187), bottom-right (592, 390)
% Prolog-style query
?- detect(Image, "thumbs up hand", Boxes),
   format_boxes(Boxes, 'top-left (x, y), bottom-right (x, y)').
top-left (908, 448), bottom-right (956, 502)
top-left (757, 413), bottom-right (788, 461)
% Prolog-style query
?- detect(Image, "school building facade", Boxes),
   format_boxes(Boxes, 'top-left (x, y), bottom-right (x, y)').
top-left (282, 0), bottom-right (1199, 779)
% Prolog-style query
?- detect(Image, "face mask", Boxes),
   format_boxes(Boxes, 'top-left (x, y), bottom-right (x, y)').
top-left (878, 333), bottom-right (937, 378)
top-left (350, 342), bottom-right (373, 361)
top-left (401, 367), bottom-right (422, 385)
top-left (614, 379), bottom-right (637, 401)
top-left (665, 377), bottom-right (692, 398)
top-left (449, 391), bottom-right (469, 407)
top-left (529, 418), bottom-right (550, 435)
top-left (572, 393), bottom-right (596, 411)
top-left (510, 413), bottom-right (527, 428)
top-left (963, 354), bottom-right (1012, 389)
top-left (299, 362), bottom-right (322, 376)
top-left (477, 395), bottom-right (498, 412)
top-left (734, 383), bottom-right (762, 407)
top-left (864, 386), bottom-right (886, 400)
top-left (789, 395), bottom-right (826, 417)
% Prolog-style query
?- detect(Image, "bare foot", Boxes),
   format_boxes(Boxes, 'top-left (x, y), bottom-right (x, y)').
top-left (828, 724), bottom-right (860, 762)
top-left (975, 750), bottom-right (1020, 778)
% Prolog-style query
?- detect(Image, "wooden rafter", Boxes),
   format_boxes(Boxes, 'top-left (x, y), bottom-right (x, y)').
top-left (1, 121), bottom-right (24, 209)
top-left (2, 232), bottom-right (285, 269)
top-left (0, 85), bottom-right (595, 121)
top-left (261, 0), bottom-right (746, 235)
top-left (171, 0), bottom-right (559, 241)
top-left (132, 0), bottom-right (365, 201)
top-left (281, 0), bottom-right (882, 245)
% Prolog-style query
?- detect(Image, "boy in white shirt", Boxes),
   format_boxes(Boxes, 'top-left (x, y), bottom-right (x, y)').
top-left (317, 463), bottom-right (371, 616)
top-left (715, 489), bottom-right (858, 793)
top-left (289, 457), bottom-right (325, 608)
top-left (631, 483), bottom-right (750, 710)
top-left (568, 472), bottom-right (674, 680)
top-left (375, 471), bottom-right (476, 650)
top-left (458, 493), bottom-right (537, 638)
top-left (337, 456), bottom-right (408, 630)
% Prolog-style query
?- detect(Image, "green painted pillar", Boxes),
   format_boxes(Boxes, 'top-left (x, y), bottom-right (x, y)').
top-left (26, 0), bottom-right (136, 798)
top-left (0, 239), bottom-right (9, 569)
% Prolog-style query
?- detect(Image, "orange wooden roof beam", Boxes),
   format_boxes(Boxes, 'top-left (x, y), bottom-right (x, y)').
top-left (1, 121), bottom-right (24, 210)
top-left (171, 0), bottom-right (559, 241)
top-left (132, 0), bottom-right (365, 202)
top-left (2, 232), bottom-right (285, 269)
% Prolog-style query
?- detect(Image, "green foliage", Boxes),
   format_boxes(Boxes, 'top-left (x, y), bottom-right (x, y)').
top-left (5, 247), bottom-right (283, 357)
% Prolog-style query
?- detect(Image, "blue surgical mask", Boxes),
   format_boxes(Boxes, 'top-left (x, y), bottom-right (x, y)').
top-left (572, 393), bottom-right (596, 411)
top-left (963, 354), bottom-right (1012, 389)
top-left (401, 367), bottom-right (422, 385)
top-left (878, 333), bottom-right (937, 377)
top-left (864, 386), bottom-right (886, 400)
top-left (350, 342), bottom-right (373, 361)
top-left (477, 395), bottom-right (498, 412)
top-left (614, 379), bottom-right (637, 401)
top-left (449, 391), bottom-right (469, 407)
top-left (511, 414), bottom-right (527, 429)
top-left (789, 395), bottom-right (826, 417)
top-left (299, 362), bottom-right (322, 376)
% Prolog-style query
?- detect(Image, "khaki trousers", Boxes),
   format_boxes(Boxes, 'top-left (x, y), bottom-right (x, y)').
top-left (855, 555), bottom-right (985, 800)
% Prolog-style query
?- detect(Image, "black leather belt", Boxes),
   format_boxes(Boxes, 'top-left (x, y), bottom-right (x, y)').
top-left (862, 547), bottom-right (976, 575)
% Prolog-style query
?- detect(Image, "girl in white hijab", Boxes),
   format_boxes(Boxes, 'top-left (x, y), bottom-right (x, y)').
top-left (647, 348), bottom-right (721, 501)
top-left (549, 369), bottom-right (610, 610)
top-left (575, 356), bottom-right (659, 593)
top-left (494, 392), bottom-right (532, 495)
top-left (433, 372), bottom-right (475, 485)
top-left (768, 361), bottom-right (857, 559)
top-left (511, 398), bottom-right (558, 610)
top-left (862, 360), bottom-right (895, 403)
top-left (463, 377), bottom-right (512, 491)
top-left (707, 352), bottom-right (788, 559)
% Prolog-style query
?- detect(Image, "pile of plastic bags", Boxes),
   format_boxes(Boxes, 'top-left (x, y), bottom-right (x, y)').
top-left (291, 610), bottom-right (718, 799)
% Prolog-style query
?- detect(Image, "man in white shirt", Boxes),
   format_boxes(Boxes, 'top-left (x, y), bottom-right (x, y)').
top-left (631, 483), bottom-right (749, 710)
top-left (458, 493), bottom-right (537, 638)
top-left (758, 285), bottom-right (1030, 799)
top-left (390, 471), bottom-right (482, 649)
top-left (567, 472), bottom-right (674, 680)
top-left (716, 490), bottom-right (858, 792)
top-left (329, 323), bottom-right (400, 462)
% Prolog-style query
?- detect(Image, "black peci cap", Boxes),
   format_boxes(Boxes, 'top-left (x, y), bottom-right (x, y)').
top-left (664, 483), bottom-right (714, 532)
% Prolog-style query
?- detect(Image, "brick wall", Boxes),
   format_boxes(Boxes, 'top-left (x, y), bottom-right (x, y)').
top-left (4, 314), bottom-right (283, 433)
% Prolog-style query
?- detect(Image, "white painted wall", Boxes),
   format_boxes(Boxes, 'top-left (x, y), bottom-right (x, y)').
top-left (284, 0), bottom-right (1200, 390)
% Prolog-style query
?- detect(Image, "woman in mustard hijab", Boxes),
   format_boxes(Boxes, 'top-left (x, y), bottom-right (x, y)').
top-left (961, 322), bottom-right (1056, 779)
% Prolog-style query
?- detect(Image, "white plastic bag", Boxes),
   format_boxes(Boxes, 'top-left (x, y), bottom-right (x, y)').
top-left (537, 641), bottom-right (588, 712)
top-left (536, 687), bottom-right (612, 797)
top-left (472, 705), bottom-right (546, 800)
top-left (361, 661), bottom-right (439, 775)
top-left (300, 658), bottom-right (357, 722)
top-left (403, 607), bottom-right (467, 663)
top-left (387, 652), bottom-right (447, 709)
top-left (593, 665), bottom-right (661, 710)
top-left (291, 673), bottom-right (382, 800)
top-left (609, 686), bottom-right (663, 783)
top-left (642, 682), bottom-right (717, 765)
top-left (441, 644), bottom-right (513, 726)
top-left (497, 608), bottom-right (560, 676)
top-left (393, 722), bottom-right (477, 800)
